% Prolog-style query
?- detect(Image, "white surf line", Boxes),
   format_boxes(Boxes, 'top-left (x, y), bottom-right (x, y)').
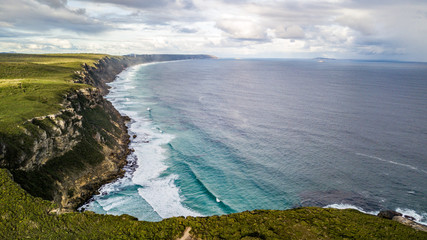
top-left (324, 204), bottom-right (427, 225)
top-left (356, 153), bottom-right (427, 174)
top-left (324, 203), bottom-right (379, 215)
top-left (108, 62), bottom-right (201, 219)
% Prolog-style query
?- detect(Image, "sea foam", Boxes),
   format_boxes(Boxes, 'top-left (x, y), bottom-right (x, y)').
top-left (325, 203), bottom-right (427, 225)
top-left (127, 114), bottom-right (201, 218)
top-left (106, 63), bottom-right (200, 219)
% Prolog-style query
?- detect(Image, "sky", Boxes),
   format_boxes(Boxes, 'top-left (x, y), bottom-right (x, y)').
top-left (1, 0), bottom-right (427, 61)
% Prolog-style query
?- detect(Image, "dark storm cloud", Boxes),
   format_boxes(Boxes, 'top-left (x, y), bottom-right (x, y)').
top-left (77, 0), bottom-right (195, 10)
top-left (0, 29), bottom-right (27, 38)
top-left (0, 0), bottom-right (110, 35)
top-left (36, 0), bottom-right (68, 8)
top-left (79, 0), bottom-right (171, 8)
top-left (177, 27), bottom-right (198, 33)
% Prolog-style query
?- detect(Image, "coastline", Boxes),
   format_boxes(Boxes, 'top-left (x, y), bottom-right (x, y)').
top-left (0, 54), bottom-right (215, 212)
top-left (77, 65), bottom-right (141, 213)
top-left (1, 54), bottom-right (426, 238)
top-left (81, 58), bottom-right (427, 229)
top-left (75, 55), bottom-right (216, 211)
top-left (80, 63), bottom-right (203, 220)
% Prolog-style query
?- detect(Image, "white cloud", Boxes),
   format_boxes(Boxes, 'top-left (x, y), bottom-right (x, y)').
top-left (335, 10), bottom-right (376, 35)
top-left (0, 0), bottom-right (426, 61)
top-left (215, 18), bottom-right (268, 41)
top-left (44, 38), bottom-right (73, 48)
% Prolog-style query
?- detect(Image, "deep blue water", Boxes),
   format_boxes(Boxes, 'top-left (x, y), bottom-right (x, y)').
top-left (81, 59), bottom-right (427, 224)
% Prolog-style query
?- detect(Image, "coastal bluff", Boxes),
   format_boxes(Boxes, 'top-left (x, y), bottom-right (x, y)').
top-left (0, 54), bottom-right (214, 211)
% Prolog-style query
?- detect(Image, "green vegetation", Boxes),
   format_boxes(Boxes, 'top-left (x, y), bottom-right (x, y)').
top-left (0, 53), bottom-right (106, 135)
top-left (1, 169), bottom-right (426, 239)
top-left (0, 78), bottom-right (83, 135)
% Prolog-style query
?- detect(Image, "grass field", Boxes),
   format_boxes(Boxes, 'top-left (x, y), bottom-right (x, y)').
top-left (0, 53), bottom-right (106, 135)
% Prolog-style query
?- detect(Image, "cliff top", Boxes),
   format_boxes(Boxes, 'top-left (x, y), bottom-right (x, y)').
top-left (0, 53), bottom-right (108, 135)
top-left (0, 53), bottom-right (214, 135)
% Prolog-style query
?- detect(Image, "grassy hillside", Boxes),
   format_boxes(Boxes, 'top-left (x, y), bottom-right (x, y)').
top-left (0, 53), bottom-right (106, 135)
top-left (1, 168), bottom-right (426, 239)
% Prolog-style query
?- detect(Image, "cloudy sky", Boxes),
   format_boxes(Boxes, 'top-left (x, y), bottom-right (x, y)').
top-left (1, 0), bottom-right (426, 61)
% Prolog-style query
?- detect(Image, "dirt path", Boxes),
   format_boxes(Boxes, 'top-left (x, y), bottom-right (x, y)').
top-left (177, 227), bottom-right (193, 240)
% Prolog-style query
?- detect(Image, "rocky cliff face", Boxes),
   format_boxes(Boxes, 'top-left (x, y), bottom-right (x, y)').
top-left (0, 54), bottom-right (213, 211)
top-left (3, 96), bottom-right (83, 171)
top-left (1, 85), bottom-right (130, 211)
top-left (0, 58), bottom-right (131, 211)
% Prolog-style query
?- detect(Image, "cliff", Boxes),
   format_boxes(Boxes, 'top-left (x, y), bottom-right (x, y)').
top-left (0, 54), bottom-right (213, 211)
top-left (1, 86), bottom-right (130, 211)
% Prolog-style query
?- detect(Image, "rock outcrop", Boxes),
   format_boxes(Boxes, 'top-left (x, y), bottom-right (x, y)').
top-left (377, 210), bottom-right (402, 220)
top-left (378, 210), bottom-right (427, 232)
top-left (392, 216), bottom-right (427, 232)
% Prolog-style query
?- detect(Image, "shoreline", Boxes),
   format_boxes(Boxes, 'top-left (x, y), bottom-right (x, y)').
top-left (80, 63), bottom-right (203, 220)
top-left (1, 54), bottom-right (426, 238)
top-left (82, 58), bottom-right (427, 229)
top-left (77, 57), bottom-right (214, 214)
top-left (0, 54), bottom-right (215, 212)
top-left (77, 65), bottom-right (140, 212)
top-left (80, 60), bottom-right (427, 227)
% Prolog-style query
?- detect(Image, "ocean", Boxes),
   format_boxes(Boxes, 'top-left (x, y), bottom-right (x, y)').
top-left (80, 59), bottom-right (427, 224)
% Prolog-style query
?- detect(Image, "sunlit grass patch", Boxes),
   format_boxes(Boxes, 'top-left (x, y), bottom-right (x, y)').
top-left (0, 78), bottom-right (88, 135)
top-left (0, 53), bottom-right (106, 135)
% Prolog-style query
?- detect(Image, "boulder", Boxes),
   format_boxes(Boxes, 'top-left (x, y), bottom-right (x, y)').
top-left (378, 210), bottom-right (402, 219)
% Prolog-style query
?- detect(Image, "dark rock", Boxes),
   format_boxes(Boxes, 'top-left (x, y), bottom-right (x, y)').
top-left (404, 215), bottom-right (416, 221)
top-left (378, 210), bottom-right (402, 219)
top-left (132, 134), bottom-right (137, 138)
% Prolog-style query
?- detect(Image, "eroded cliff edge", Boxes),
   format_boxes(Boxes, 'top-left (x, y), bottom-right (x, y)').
top-left (0, 54), bottom-right (214, 211)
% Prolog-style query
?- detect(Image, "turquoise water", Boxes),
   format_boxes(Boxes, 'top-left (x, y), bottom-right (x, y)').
top-left (81, 59), bottom-right (427, 224)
